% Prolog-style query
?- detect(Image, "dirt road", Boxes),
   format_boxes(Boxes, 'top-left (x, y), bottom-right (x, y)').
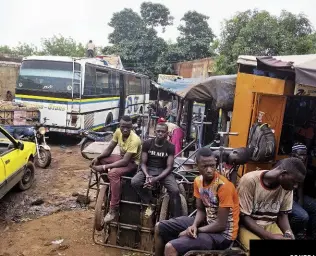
top-left (0, 141), bottom-right (127, 256)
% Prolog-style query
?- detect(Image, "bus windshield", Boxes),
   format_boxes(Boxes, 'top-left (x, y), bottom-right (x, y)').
top-left (17, 60), bottom-right (80, 94)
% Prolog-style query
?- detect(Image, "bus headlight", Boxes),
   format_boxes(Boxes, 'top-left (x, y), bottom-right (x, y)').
top-left (38, 127), bottom-right (46, 135)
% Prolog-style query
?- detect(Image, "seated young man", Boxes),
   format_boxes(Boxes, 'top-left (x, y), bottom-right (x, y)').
top-left (91, 115), bottom-right (141, 223)
top-left (131, 122), bottom-right (181, 218)
top-left (237, 157), bottom-right (306, 251)
top-left (288, 143), bottom-right (316, 240)
top-left (154, 148), bottom-right (240, 256)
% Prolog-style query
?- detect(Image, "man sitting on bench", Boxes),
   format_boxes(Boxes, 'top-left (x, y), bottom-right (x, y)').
top-left (154, 148), bottom-right (240, 256)
top-left (91, 115), bottom-right (142, 223)
top-left (237, 157), bottom-right (306, 251)
top-left (131, 122), bottom-right (181, 218)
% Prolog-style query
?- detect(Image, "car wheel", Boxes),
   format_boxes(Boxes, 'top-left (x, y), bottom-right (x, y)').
top-left (18, 161), bottom-right (35, 191)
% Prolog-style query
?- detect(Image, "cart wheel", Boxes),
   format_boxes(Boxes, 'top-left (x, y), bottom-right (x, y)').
top-left (180, 194), bottom-right (188, 216)
top-left (159, 194), bottom-right (188, 221)
top-left (178, 183), bottom-right (186, 198)
top-left (94, 185), bottom-right (109, 231)
top-left (159, 194), bottom-right (169, 221)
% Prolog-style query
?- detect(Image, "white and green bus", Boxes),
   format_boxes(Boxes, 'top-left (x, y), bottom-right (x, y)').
top-left (15, 56), bottom-right (150, 134)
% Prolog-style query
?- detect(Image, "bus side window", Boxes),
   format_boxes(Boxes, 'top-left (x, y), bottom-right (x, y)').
top-left (135, 77), bottom-right (142, 95)
top-left (115, 72), bottom-right (120, 96)
top-left (109, 71), bottom-right (118, 96)
top-left (96, 71), bottom-right (109, 95)
top-left (84, 64), bottom-right (96, 95)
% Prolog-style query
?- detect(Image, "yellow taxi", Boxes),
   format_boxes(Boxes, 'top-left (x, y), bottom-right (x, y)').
top-left (0, 126), bottom-right (37, 199)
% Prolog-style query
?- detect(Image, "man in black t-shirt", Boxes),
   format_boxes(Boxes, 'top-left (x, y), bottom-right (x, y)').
top-left (131, 123), bottom-right (181, 218)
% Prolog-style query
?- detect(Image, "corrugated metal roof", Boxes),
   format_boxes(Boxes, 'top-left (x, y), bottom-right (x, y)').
top-left (159, 78), bottom-right (205, 93)
top-left (237, 54), bottom-right (316, 67)
top-left (0, 61), bottom-right (21, 67)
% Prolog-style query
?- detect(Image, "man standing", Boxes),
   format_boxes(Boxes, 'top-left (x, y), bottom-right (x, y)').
top-left (91, 115), bottom-right (141, 223)
top-left (131, 122), bottom-right (181, 218)
top-left (86, 40), bottom-right (95, 58)
top-left (154, 148), bottom-right (240, 256)
top-left (237, 157), bottom-right (306, 251)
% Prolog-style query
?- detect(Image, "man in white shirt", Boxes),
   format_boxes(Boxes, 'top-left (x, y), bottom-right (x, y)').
top-left (86, 40), bottom-right (95, 58)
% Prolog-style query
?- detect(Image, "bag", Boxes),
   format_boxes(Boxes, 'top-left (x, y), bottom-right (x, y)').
top-left (247, 123), bottom-right (276, 162)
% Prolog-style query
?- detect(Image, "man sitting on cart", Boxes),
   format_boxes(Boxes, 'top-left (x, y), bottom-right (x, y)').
top-left (237, 157), bottom-right (306, 251)
top-left (131, 122), bottom-right (182, 218)
top-left (91, 115), bottom-right (142, 223)
top-left (154, 147), bottom-right (240, 256)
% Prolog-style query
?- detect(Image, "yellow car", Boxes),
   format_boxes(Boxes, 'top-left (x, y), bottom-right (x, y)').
top-left (0, 126), bottom-right (37, 199)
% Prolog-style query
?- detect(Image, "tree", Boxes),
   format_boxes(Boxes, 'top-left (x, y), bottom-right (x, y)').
top-left (0, 45), bottom-right (13, 55)
top-left (13, 43), bottom-right (38, 56)
top-left (140, 2), bottom-right (174, 31)
top-left (108, 9), bottom-right (146, 45)
top-left (41, 35), bottom-right (85, 57)
top-left (105, 6), bottom-right (171, 78)
top-left (215, 9), bottom-right (316, 74)
top-left (177, 11), bottom-right (214, 60)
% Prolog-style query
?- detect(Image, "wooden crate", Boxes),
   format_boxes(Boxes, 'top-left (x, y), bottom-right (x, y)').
top-left (0, 110), bottom-right (40, 125)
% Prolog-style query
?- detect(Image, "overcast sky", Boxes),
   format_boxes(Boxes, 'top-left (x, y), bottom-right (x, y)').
top-left (1, 0), bottom-right (315, 49)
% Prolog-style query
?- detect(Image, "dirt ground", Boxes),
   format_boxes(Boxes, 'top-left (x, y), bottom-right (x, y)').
top-left (0, 138), bottom-right (132, 256)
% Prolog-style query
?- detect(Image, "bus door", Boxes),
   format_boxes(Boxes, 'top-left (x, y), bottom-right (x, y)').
top-left (66, 62), bottom-right (81, 130)
top-left (118, 74), bottom-right (126, 120)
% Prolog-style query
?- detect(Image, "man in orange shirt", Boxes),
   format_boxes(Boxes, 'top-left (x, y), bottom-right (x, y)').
top-left (154, 148), bottom-right (240, 256)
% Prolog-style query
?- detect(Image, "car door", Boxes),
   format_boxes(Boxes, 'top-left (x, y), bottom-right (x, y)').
top-left (0, 127), bottom-right (26, 181)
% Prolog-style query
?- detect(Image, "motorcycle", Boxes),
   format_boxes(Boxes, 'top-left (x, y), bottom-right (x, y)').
top-left (78, 129), bottom-right (114, 160)
top-left (11, 118), bottom-right (52, 168)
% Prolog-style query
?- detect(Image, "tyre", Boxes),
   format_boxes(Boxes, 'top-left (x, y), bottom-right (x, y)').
top-left (180, 194), bottom-right (188, 216)
top-left (159, 194), bottom-right (169, 221)
top-left (158, 194), bottom-right (188, 221)
top-left (80, 139), bottom-right (94, 160)
top-left (18, 161), bottom-right (35, 191)
top-left (94, 185), bottom-right (109, 231)
top-left (178, 183), bottom-right (186, 198)
top-left (35, 148), bottom-right (52, 168)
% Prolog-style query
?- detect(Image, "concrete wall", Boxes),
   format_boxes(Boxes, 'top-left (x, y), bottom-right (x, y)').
top-left (0, 62), bottom-right (21, 100)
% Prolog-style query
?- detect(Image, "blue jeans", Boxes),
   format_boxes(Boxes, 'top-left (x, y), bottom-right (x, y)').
top-left (290, 196), bottom-right (316, 239)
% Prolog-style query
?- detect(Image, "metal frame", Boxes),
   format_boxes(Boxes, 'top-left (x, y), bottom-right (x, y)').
top-left (88, 169), bottom-right (157, 255)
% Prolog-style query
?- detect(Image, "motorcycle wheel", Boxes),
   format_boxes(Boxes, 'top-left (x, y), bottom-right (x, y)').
top-left (35, 148), bottom-right (52, 168)
top-left (81, 139), bottom-right (94, 160)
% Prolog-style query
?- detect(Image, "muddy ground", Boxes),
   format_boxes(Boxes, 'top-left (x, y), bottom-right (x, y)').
top-left (0, 137), bottom-right (135, 256)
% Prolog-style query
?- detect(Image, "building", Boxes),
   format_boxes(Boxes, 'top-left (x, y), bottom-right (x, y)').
top-left (0, 55), bottom-right (22, 100)
top-left (173, 57), bottom-right (214, 79)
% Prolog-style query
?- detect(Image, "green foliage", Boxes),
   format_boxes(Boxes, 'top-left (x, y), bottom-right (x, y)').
top-left (214, 9), bottom-right (316, 74)
top-left (105, 5), bottom-right (214, 79)
top-left (177, 11), bottom-right (214, 60)
top-left (140, 2), bottom-right (174, 31)
top-left (105, 6), bottom-right (171, 79)
top-left (41, 35), bottom-right (85, 57)
top-left (0, 35), bottom-right (85, 57)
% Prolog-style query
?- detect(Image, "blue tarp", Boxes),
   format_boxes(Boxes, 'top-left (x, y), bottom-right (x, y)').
top-left (159, 78), bottom-right (205, 93)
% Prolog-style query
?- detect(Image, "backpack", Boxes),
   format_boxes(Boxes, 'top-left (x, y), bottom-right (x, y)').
top-left (247, 122), bottom-right (276, 162)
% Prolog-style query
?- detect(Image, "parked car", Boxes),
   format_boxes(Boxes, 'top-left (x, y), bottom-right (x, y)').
top-left (0, 126), bottom-right (37, 200)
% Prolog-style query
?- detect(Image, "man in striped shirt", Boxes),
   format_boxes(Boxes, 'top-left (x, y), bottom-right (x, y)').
top-left (237, 158), bottom-right (306, 251)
